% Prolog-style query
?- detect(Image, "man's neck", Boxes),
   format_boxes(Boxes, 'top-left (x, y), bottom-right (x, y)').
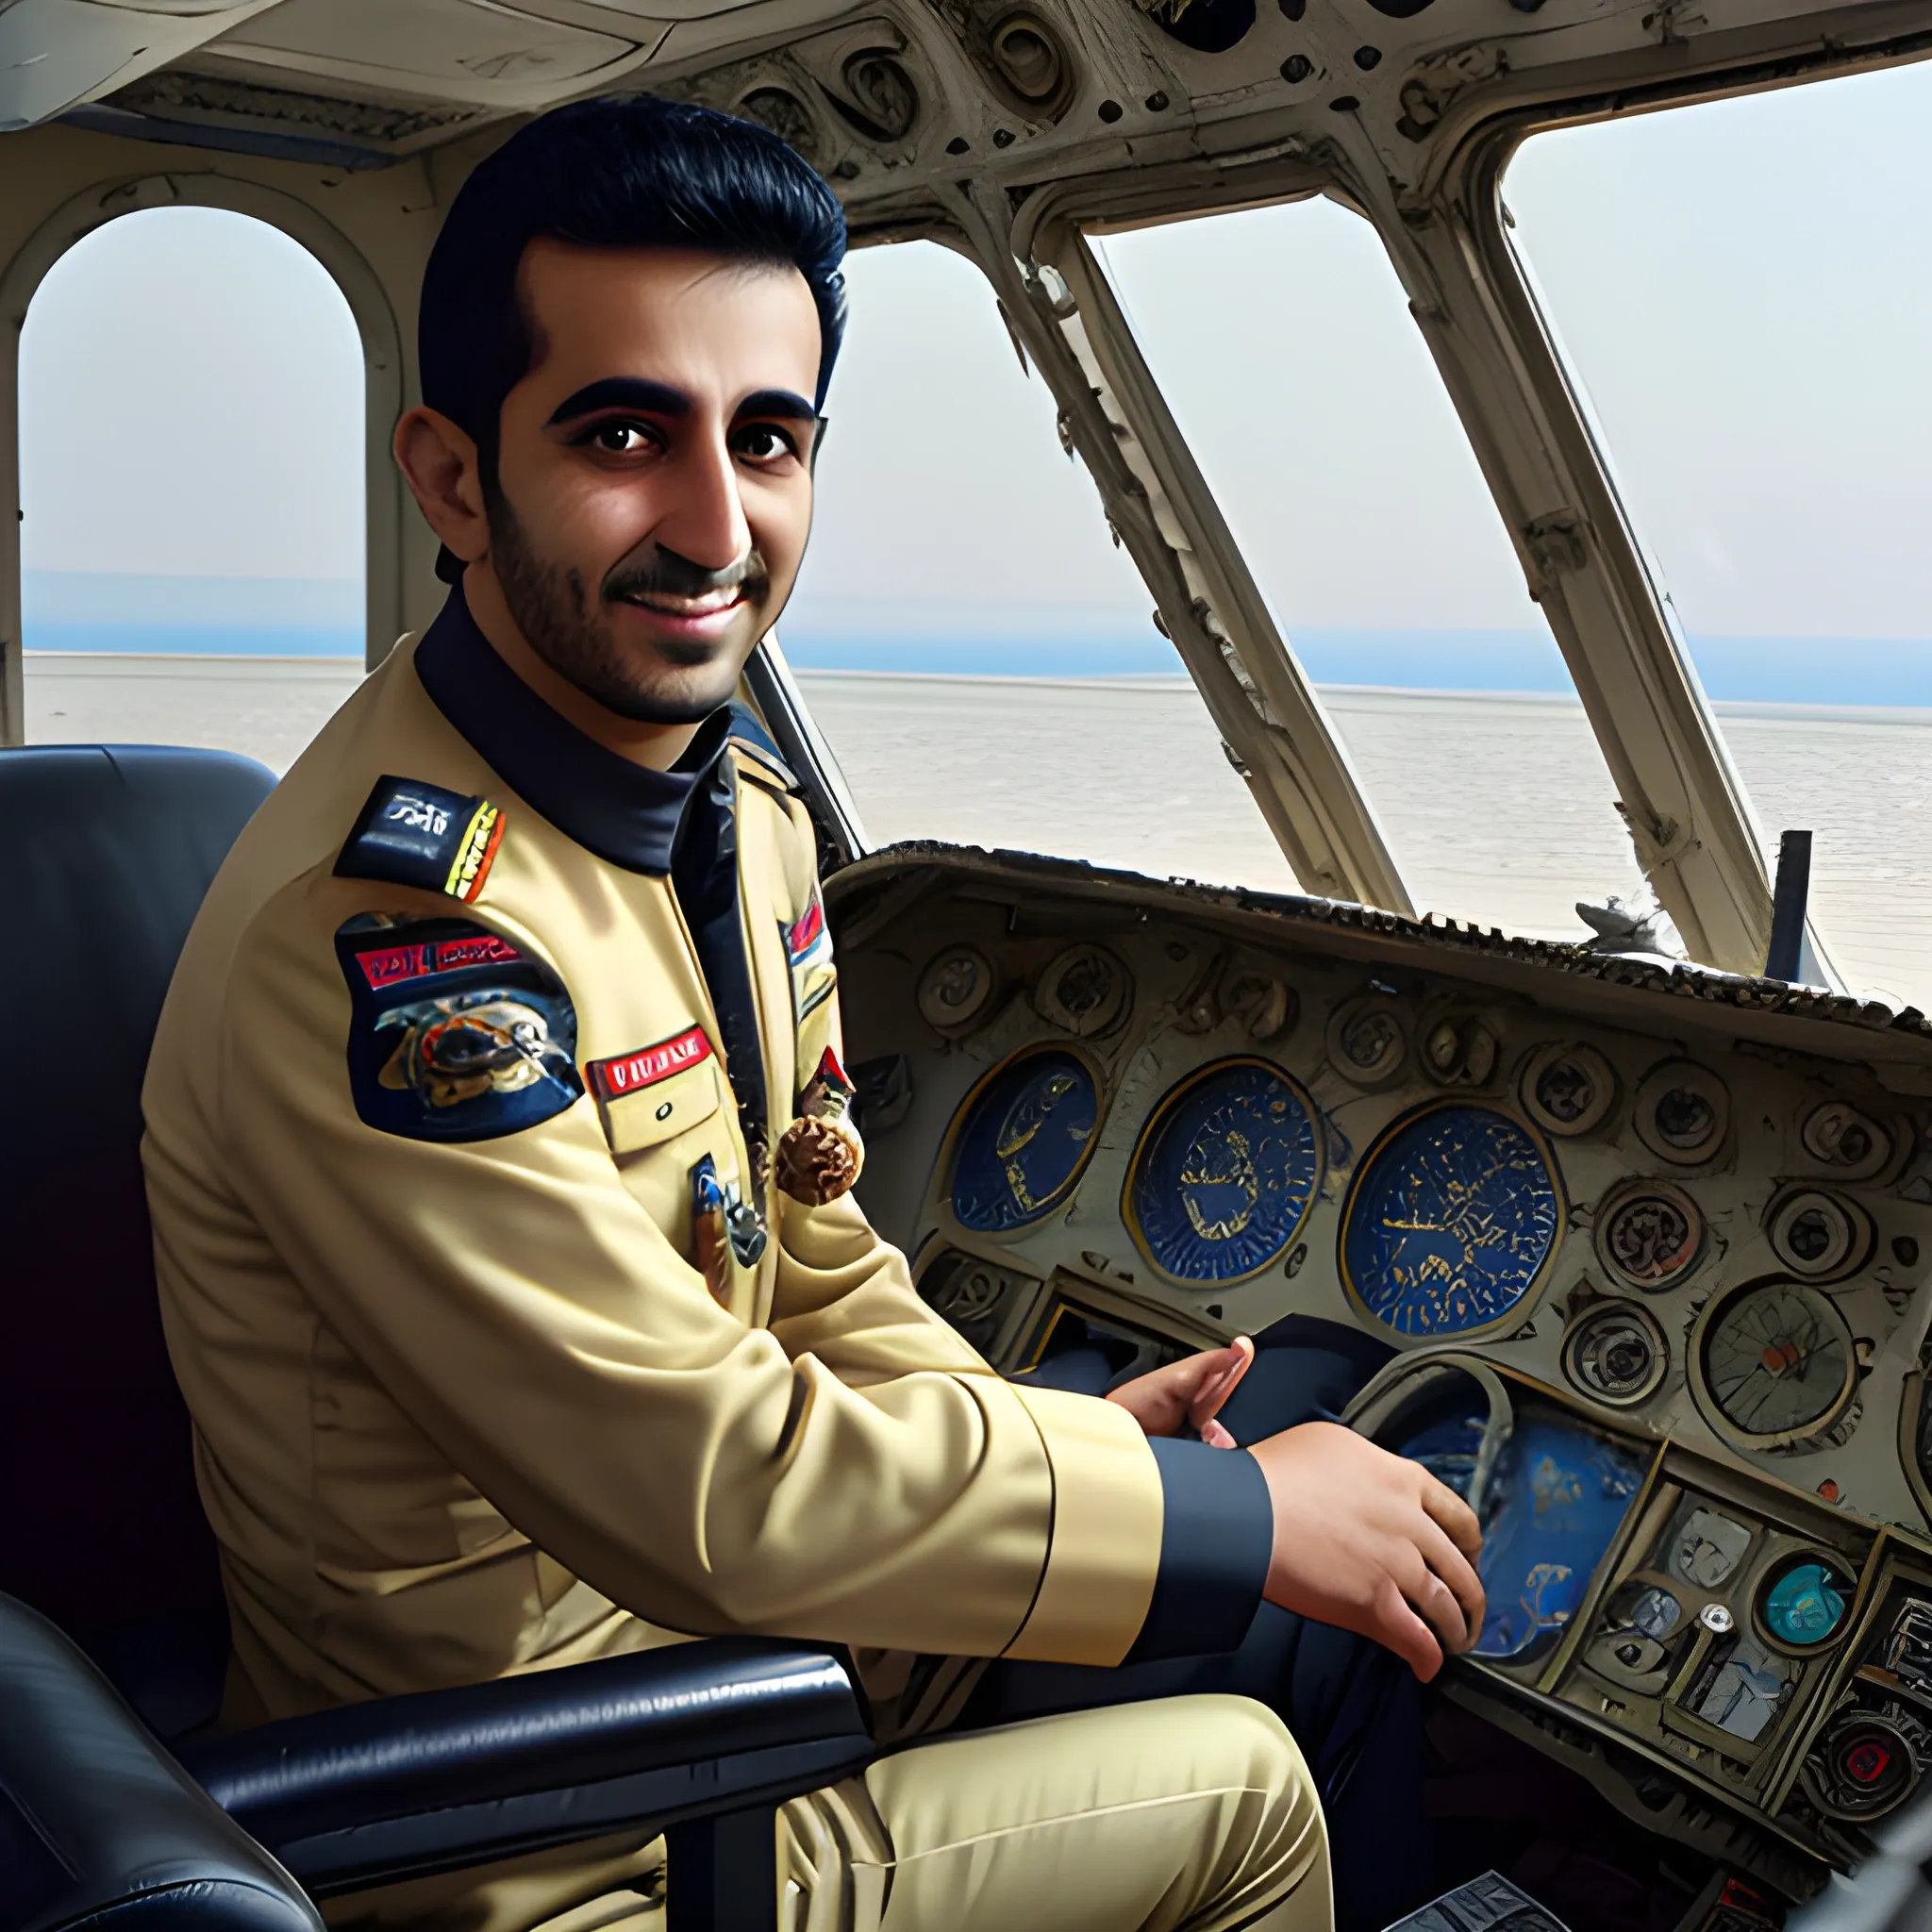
top-left (459, 563), bottom-right (706, 773)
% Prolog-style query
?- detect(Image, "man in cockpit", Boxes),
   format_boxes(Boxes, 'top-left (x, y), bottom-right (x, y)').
top-left (142, 93), bottom-right (1481, 1932)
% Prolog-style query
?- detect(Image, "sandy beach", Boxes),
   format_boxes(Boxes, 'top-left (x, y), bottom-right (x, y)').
top-left (25, 652), bottom-right (1930, 1008)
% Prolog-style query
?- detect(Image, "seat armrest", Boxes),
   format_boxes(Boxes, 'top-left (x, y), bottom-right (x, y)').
top-left (180, 1639), bottom-right (875, 1897)
top-left (0, 1591), bottom-right (321, 1932)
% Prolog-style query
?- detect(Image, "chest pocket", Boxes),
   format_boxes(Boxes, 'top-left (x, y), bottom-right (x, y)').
top-left (588, 1027), bottom-right (724, 1157)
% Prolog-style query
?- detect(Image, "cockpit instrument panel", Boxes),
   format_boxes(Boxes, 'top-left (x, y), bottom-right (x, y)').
top-left (1124, 1060), bottom-right (1321, 1284)
top-left (830, 844), bottom-right (1932, 1887)
top-left (1341, 1103), bottom-right (1561, 1338)
top-left (948, 1047), bottom-right (1098, 1232)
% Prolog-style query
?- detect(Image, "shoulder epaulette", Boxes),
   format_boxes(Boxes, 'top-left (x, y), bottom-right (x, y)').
top-left (334, 774), bottom-right (505, 905)
top-left (726, 703), bottom-right (799, 794)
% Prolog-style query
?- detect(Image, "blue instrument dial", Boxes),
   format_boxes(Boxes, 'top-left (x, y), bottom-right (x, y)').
top-left (1127, 1061), bottom-right (1321, 1283)
top-left (951, 1051), bottom-right (1099, 1232)
top-left (1343, 1104), bottom-right (1561, 1337)
top-left (1761, 1560), bottom-right (1848, 1647)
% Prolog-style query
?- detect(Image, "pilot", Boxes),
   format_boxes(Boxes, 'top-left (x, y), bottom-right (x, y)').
top-left (141, 93), bottom-right (1482, 1932)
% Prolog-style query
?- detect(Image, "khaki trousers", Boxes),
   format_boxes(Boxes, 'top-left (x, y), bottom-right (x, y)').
top-left (328, 1693), bottom-right (1329, 1932)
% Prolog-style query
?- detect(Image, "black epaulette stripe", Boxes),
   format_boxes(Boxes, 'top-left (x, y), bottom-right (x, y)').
top-left (729, 735), bottom-right (799, 794)
top-left (335, 774), bottom-right (505, 903)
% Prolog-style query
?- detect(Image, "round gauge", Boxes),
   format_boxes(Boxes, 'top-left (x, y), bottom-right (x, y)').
top-left (1521, 1042), bottom-right (1618, 1139)
top-left (1326, 996), bottom-right (1407, 1086)
top-left (1768, 1188), bottom-right (1873, 1282)
top-left (1562, 1301), bottom-right (1668, 1406)
top-left (1802, 1101), bottom-right (1892, 1182)
top-left (1125, 1060), bottom-right (1321, 1284)
top-left (917, 945), bottom-right (996, 1034)
top-left (1341, 1105), bottom-right (1562, 1338)
top-left (1421, 1017), bottom-right (1496, 1088)
top-left (1804, 1710), bottom-right (1924, 1820)
top-left (1596, 1181), bottom-right (1704, 1291)
top-left (1033, 944), bottom-right (1130, 1038)
top-left (1697, 1279), bottom-right (1857, 1446)
top-left (1636, 1061), bottom-right (1730, 1166)
top-left (1757, 1556), bottom-right (1851, 1650)
top-left (950, 1050), bottom-right (1099, 1233)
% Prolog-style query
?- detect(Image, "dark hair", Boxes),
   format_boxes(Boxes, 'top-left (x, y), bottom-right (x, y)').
top-left (419, 92), bottom-right (847, 540)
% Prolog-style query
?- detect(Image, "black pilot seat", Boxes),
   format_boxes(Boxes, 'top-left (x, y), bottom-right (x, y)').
top-left (0, 744), bottom-right (874, 1932)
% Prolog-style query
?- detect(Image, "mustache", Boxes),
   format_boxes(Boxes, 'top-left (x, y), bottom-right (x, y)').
top-left (602, 542), bottom-right (769, 606)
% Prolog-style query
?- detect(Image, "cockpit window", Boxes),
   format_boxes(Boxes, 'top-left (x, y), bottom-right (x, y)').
top-left (780, 238), bottom-right (1299, 891)
top-left (1506, 64), bottom-right (1932, 1004)
top-left (19, 206), bottom-right (365, 767)
top-left (1093, 197), bottom-right (1639, 941)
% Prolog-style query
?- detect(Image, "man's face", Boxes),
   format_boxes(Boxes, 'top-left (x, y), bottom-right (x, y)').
top-left (483, 240), bottom-right (822, 724)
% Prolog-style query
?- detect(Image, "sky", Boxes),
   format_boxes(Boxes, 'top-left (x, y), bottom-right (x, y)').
top-left (17, 57), bottom-right (1932, 697)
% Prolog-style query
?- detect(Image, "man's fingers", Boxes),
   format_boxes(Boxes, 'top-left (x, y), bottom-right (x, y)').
top-left (1188, 1335), bottom-right (1255, 1432)
top-left (1418, 1474), bottom-right (1483, 1561)
top-left (1415, 1519), bottom-right (1487, 1649)
top-left (1372, 1582), bottom-right (1446, 1684)
top-left (1199, 1416), bottom-right (1238, 1449)
top-left (1410, 1566), bottom-right (1477, 1661)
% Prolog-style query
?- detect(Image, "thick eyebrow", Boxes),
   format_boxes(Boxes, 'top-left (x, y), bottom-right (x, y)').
top-left (735, 389), bottom-right (819, 425)
top-left (545, 377), bottom-right (691, 426)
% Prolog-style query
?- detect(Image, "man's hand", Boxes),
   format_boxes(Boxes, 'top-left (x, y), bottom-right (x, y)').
top-left (1247, 1421), bottom-right (1486, 1683)
top-left (1106, 1336), bottom-right (1255, 1447)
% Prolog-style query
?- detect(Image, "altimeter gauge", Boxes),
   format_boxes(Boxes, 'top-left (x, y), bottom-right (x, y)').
top-left (1341, 1104), bottom-right (1561, 1338)
top-left (949, 1049), bottom-right (1100, 1233)
top-left (1125, 1059), bottom-right (1321, 1284)
top-left (1695, 1279), bottom-right (1856, 1448)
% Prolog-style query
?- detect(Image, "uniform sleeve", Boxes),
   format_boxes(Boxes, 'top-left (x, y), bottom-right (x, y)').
top-left (216, 868), bottom-right (1164, 1666)
top-left (758, 797), bottom-right (1270, 1661)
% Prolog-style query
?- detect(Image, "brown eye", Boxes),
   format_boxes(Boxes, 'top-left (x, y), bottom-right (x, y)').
top-left (589, 422), bottom-right (655, 455)
top-left (734, 424), bottom-right (796, 463)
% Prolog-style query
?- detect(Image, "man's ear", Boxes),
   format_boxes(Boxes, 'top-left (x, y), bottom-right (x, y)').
top-left (393, 406), bottom-right (491, 566)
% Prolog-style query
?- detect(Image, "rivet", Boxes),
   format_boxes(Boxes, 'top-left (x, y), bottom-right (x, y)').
top-left (1328, 94), bottom-right (1360, 111)
top-left (945, 135), bottom-right (970, 155)
top-left (1353, 44), bottom-right (1382, 68)
top-left (993, 127), bottom-right (1015, 146)
top-left (1279, 54), bottom-right (1312, 81)
top-left (1098, 98), bottom-right (1124, 122)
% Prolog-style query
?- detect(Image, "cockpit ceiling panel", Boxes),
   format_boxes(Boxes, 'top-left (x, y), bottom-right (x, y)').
top-left (211, 0), bottom-right (658, 108)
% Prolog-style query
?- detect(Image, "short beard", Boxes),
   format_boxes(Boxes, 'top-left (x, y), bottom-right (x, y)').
top-left (484, 482), bottom-right (760, 725)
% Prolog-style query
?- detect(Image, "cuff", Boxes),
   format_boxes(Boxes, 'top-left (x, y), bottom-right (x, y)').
top-left (1002, 1385), bottom-right (1163, 1666)
top-left (1121, 1438), bottom-right (1273, 1663)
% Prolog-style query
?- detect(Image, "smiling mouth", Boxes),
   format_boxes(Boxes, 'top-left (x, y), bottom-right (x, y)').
top-left (617, 586), bottom-right (748, 620)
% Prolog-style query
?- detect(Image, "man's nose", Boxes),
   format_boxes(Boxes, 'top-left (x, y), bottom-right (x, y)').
top-left (658, 425), bottom-right (753, 574)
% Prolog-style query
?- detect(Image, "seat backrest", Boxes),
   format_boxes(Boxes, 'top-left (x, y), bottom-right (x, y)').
top-left (0, 745), bottom-right (276, 1636)
top-left (0, 1590), bottom-right (321, 1932)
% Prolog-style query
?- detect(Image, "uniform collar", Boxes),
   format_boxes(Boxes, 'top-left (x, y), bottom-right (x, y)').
top-left (413, 584), bottom-right (734, 877)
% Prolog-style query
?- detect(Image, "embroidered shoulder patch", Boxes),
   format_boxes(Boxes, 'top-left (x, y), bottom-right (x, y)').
top-left (334, 912), bottom-right (582, 1142)
top-left (335, 776), bottom-right (504, 904)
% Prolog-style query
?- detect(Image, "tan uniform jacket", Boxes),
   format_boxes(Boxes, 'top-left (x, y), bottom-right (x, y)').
top-left (141, 591), bottom-right (1199, 1722)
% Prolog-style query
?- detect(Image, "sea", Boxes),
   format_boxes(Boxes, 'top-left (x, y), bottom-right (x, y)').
top-left (22, 571), bottom-right (1932, 1008)
top-left (22, 569), bottom-right (1932, 704)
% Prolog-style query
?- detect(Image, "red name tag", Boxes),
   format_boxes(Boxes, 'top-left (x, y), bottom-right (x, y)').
top-left (589, 1025), bottom-right (714, 1100)
top-left (357, 933), bottom-right (524, 990)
